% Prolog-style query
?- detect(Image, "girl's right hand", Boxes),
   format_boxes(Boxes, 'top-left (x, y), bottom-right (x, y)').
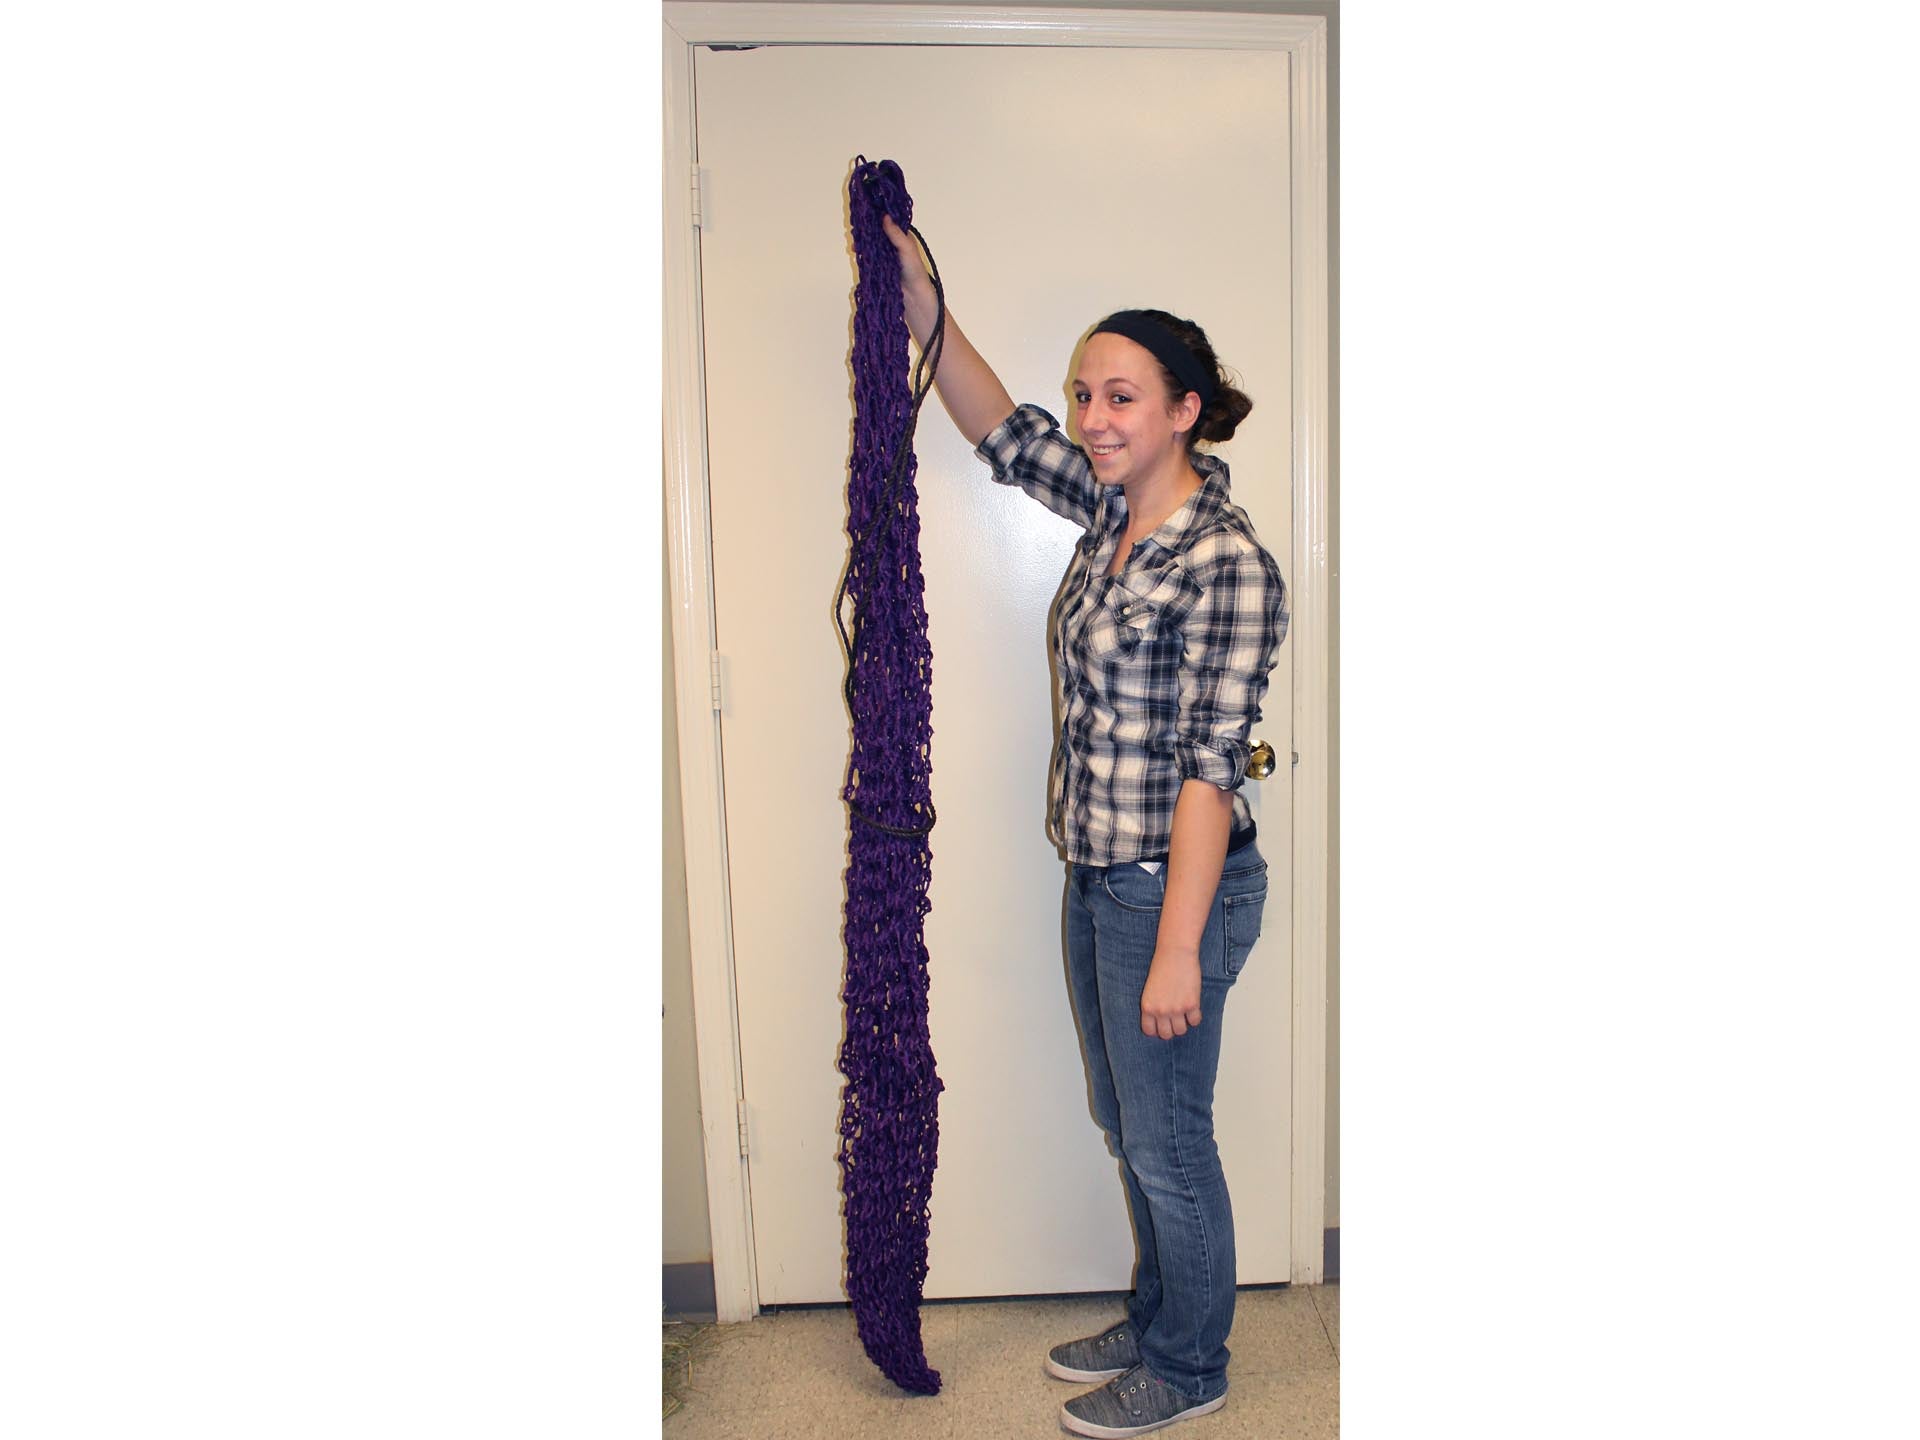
top-left (871, 209), bottom-right (1012, 444)
top-left (880, 213), bottom-right (936, 308)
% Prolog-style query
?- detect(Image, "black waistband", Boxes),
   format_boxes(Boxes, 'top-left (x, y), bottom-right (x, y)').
top-left (1131, 819), bottom-right (1258, 870)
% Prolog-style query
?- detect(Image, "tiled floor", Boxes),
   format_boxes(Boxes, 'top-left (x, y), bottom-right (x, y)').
top-left (665, 1284), bottom-right (1338, 1438)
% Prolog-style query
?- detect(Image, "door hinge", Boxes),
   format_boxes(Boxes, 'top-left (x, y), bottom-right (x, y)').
top-left (709, 651), bottom-right (724, 711)
top-left (736, 1098), bottom-right (750, 1157)
top-left (1292, 749), bottom-right (1300, 768)
top-left (691, 166), bottom-right (708, 230)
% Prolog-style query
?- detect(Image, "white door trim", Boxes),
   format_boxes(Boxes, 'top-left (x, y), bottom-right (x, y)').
top-left (664, 3), bottom-right (1333, 1321)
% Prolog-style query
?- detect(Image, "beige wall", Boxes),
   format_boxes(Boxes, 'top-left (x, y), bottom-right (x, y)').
top-left (660, 0), bottom-right (1337, 1272)
top-left (662, 533), bottom-right (713, 1265)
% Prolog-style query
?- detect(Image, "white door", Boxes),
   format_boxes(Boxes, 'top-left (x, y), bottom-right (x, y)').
top-left (695, 42), bottom-right (1294, 1305)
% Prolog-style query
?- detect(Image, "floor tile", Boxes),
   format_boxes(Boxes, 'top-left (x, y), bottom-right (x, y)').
top-left (669, 1390), bottom-right (953, 1440)
top-left (1229, 1286), bottom-right (1338, 1376)
top-left (941, 1365), bottom-right (1338, 1440)
top-left (668, 1304), bottom-right (962, 1437)
top-left (666, 1289), bottom-right (1338, 1439)
top-left (1309, 1282), bottom-right (1338, 1357)
top-left (942, 1387), bottom-right (1084, 1439)
top-left (938, 1293), bottom-right (1131, 1400)
top-left (1181, 1367), bottom-right (1341, 1440)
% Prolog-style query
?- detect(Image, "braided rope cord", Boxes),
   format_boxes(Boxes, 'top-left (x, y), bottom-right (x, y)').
top-left (833, 156), bottom-right (946, 1396)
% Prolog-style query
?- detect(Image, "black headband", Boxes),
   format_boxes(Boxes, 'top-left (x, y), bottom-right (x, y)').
top-left (1088, 310), bottom-right (1216, 412)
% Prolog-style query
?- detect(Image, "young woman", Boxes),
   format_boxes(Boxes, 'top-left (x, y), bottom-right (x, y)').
top-left (881, 215), bottom-right (1290, 1438)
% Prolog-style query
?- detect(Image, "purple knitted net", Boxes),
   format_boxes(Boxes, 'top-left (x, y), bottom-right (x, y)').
top-left (833, 156), bottom-right (945, 1396)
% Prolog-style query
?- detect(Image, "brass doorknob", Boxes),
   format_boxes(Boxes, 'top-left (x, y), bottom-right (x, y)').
top-left (1246, 740), bottom-right (1276, 780)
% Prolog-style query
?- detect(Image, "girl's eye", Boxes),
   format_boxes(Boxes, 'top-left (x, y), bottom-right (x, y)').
top-left (1074, 392), bottom-right (1090, 406)
top-left (1110, 393), bottom-right (1131, 405)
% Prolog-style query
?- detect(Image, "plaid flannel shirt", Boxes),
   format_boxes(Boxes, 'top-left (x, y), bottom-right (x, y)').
top-left (975, 404), bottom-right (1290, 866)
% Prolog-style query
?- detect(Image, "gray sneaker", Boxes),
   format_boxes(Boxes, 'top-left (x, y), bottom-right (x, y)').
top-left (1045, 1319), bottom-right (1140, 1382)
top-left (1059, 1364), bottom-right (1227, 1438)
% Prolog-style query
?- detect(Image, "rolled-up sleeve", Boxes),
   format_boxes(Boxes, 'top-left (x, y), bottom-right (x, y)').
top-left (973, 403), bottom-right (1101, 530)
top-left (1173, 535), bottom-right (1291, 790)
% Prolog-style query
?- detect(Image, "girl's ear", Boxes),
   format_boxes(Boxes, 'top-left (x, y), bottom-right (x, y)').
top-left (1174, 389), bottom-right (1203, 434)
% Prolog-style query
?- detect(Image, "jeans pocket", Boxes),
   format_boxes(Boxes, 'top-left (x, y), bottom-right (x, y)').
top-left (1221, 886), bottom-right (1267, 978)
top-left (1099, 862), bottom-right (1167, 914)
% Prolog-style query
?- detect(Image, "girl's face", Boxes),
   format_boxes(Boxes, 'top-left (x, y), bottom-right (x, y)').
top-left (1071, 333), bottom-right (1201, 490)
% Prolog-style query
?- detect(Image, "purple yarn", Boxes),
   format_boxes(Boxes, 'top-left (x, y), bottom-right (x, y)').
top-left (835, 155), bottom-right (943, 1397)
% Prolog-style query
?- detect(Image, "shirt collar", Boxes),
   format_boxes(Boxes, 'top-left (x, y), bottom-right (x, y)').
top-left (1107, 452), bottom-right (1232, 558)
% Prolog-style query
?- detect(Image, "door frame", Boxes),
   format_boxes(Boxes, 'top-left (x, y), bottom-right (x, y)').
top-left (664, 2), bottom-right (1332, 1321)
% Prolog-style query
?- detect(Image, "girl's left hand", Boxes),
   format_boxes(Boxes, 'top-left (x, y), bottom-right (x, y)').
top-left (1140, 955), bottom-right (1204, 1039)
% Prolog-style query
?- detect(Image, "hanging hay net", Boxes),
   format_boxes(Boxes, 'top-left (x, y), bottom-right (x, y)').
top-left (832, 155), bottom-right (946, 1396)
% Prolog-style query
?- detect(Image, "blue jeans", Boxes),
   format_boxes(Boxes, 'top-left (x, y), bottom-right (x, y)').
top-left (1064, 842), bottom-right (1269, 1404)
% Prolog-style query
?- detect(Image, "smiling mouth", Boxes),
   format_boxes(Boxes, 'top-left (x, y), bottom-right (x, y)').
top-left (1089, 444), bottom-right (1123, 457)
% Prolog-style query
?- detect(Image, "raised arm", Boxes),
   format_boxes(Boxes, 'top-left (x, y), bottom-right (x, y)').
top-left (881, 213), bottom-right (1015, 447)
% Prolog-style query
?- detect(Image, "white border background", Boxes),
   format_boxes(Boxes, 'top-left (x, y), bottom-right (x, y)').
top-left (4, 2), bottom-right (1917, 1436)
